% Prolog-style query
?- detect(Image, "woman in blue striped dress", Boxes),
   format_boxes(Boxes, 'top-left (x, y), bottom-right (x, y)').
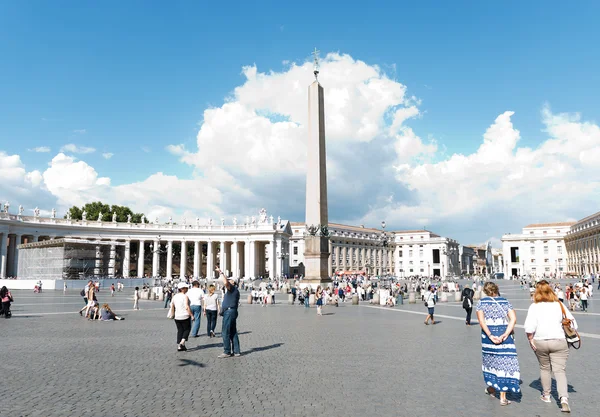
top-left (476, 282), bottom-right (520, 406)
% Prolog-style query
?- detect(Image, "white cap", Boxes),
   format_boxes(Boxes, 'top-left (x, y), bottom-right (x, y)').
top-left (177, 282), bottom-right (189, 289)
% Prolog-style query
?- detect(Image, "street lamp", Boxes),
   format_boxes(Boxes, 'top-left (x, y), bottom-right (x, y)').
top-left (277, 251), bottom-right (289, 281)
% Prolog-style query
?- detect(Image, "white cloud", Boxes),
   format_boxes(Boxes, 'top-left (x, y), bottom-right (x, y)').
top-left (60, 143), bottom-right (96, 154)
top-left (73, 129), bottom-right (87, 134)
top-left (28, 146), bottom-right (51, 153)
top-left (102, 152), bottom-right (114, 159)
top-left (0, 151), bottom-right (49, 209)
top-left (141, 146), bottom-right (151, 153)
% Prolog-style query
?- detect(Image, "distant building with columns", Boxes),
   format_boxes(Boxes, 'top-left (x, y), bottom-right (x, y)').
top-left (564, 211), bottom-right (600, 275)
top-left (0, 209), bottom-right (292, 280)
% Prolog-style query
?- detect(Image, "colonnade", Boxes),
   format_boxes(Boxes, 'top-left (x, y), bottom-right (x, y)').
top-left (331, 244), bottom-right (393, 275)
top-left (0, 232), bottom-right (49, 278)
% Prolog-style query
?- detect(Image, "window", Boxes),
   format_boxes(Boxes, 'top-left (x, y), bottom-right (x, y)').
top-left (410, 236), bottom-right (413, 240)
top-left (409, 269), bottom-right (413, 273)
top-left (293, 247), bottom-right (298, 255)
top-left (420, 260), bottom-right (424, 265)
top-left (544, 246), bottom-right (548, 255)
top-left (544, 259), bottom-right (549, 263)
top-left (543, 230), bottom-right (547, 234)
top-left (399, 250), bottom-right (403, 257)
top-left (420, 269), bottom-right (424, 273)
top-left (409, 250), bottom-right (413, 257)
top-left (419, 250), bottom-right (423, 257)
top-left (531, 259), bottom-right (535, 263)
top-left (545, 267), bottom-right (550, 272)
top-left (409, 261), bottom-right (413, 265)
top-left (530, 231), bottom-right (534, 235)
top-left (557, 246), bottom-right (563, 254)
top-left (530, 247), bottom-right (535, 255)
top-left (543, 240), bottom-right (548, 243)
top-left (532, 267), bottom-right (537, 271)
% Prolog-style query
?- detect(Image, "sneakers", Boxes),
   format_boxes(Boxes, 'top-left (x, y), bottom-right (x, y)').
top-left (233, 353), bottom-right (241, 357)
top-left (217, 353), bottom-right (233, 359)
top-left (561, 398), bottom-right (571, 413)
top-left (540, 394), bottom-right (551, 403)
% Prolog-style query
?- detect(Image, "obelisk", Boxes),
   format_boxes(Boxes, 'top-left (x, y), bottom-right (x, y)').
top-left (303, 48), bottom-right (331, 288)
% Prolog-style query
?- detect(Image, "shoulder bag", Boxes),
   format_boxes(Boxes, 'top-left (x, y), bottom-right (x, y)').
top-left (559, 302), bottom-right (581, 349)
top-left (491, 297), bottom-right (515, 340)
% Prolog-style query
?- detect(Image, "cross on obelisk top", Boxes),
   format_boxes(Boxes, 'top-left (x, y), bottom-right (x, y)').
top-left (312, 47), bottom-right (320, 81)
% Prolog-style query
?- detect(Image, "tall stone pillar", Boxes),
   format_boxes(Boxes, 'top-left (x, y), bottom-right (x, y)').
top-left (341, 246), bottom-right (347, 270)
top-left (0, 233), bottom-right (7, 278)
top-left (33, 235), bottom-right (40, 242)
top-left (166, 241), bottom-right (173, 279)
top-left (108, 243), bottom-right (116, 277)
top-left (193, 241), bottom-right (200, 278)
top-left (123, 240), bottom-right (131, 278)
top-left (12, 234), bottom-right (22, 277)
top-left (206, 241), bottom-right (213, 279)
top-left (138, 240), bottom-right (145, 277)
top-left (219, 241), bottom-right (226, 273)
top-left (232, 241), bottom-right (239, 278)
top-left (244, 240), bottom-right (251, 278)
top-left (152, 239), bottom-right (159, 277)
top-left (249, 240), bottom-right (256, 278)
top-left (180, 240), bottom-right (187, 278)
top-left (303, 76), bottom-right (330, 288)
top-left (270, 238), bottom-right (277, 279)
top-left (94, 245), bottom-right (102, 277)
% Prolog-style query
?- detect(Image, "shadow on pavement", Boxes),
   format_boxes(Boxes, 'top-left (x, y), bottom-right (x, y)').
top-left (529, 378), bottom-right (577, 398)
top-left (188, 343), bottom-right (222, 351)
top-left (177, 359), bottom-right (205, 368)
top-left (243, 343), bottom-right (284, 355)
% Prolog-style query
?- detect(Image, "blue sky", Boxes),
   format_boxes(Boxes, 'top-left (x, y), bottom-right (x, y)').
top-left (1, 1), bottom-right (599, 244)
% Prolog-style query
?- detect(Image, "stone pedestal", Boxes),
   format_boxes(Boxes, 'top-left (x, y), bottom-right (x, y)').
top-left (247, 294), bottom-right (252, 304)
top-left (309, 294), bottom-right (315, 305)
top-left (440, 292), bottom-right (448, 303)
top-left (408, 292), bottom-right (416, 304)
top-left (396, 294), bottom-right (403, 305)
top-left (302, 235), bottom-right (331, 289)
top-left (372, 293), bottom-right (380, 305)
top-left (352, 294), bottom-right (359, 305)
top-left (288, 294), bottom-right (294, 304)
top-left (455, 292), bottom-right (462, 302)
top-left (474, 290), bottom-right (482, 300)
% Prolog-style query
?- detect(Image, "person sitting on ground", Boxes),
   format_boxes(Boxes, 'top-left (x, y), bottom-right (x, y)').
top-left (0, 286), bottom-right (14, 318)
top-left (88, 300), bottom-right (100, 320)
top-left (100, 304), bottom-right (124, 321)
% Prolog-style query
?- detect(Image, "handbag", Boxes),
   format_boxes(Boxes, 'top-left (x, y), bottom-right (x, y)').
top-left (559, 302), bottom-right (581, 349)
top-left (167, 304), bottom-right (175, 319)
top-left (424, 293), bottom-right (431, 307)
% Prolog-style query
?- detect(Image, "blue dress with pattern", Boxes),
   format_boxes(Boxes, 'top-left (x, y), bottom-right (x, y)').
top-left (476, 297), bottom-right (521, 393)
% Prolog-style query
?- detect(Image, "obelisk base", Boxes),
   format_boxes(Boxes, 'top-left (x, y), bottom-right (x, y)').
top-left (301, 235), bottom-right (331, 290)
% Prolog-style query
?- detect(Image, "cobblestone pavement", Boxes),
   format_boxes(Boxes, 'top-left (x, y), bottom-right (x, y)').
top-left (1, 281), bottom-right (598, 417)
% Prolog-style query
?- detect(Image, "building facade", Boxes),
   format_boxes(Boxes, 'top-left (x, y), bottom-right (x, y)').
top-left (501, 223), bottom-right (574, 278)
top-left (564, 211), bottom-right (600, 275)
top-left (0, 209), bottom-right (292, 280)
top-left (394, 230), bottom-right (460, 277)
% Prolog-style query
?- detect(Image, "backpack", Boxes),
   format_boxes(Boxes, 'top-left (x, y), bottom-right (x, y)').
top-left (80, 289), bottom-right (86, 297)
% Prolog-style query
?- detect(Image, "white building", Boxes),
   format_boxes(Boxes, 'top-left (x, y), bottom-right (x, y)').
top-left (501, 222), bottom-right (574, 278)
top-left (394, 230), bottom-right (460, 278)
top-left (564, 211), bottom-right (600, 275)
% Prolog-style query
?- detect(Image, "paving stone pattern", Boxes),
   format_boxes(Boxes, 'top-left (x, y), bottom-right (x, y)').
top-left (1, 282), bottom-right (598, 416)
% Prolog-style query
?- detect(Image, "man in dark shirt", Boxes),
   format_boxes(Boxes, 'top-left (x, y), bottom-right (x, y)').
top-left (216, 267), bottom-right (241, 358)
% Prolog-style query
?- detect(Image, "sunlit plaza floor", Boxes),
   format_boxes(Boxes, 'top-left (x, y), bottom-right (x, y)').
top-left (1, 280), bottom-right (599, 416)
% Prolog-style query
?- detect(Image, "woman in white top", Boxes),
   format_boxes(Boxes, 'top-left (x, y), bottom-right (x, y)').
top-left (579, 286), bottom-right (588, 312)
top-left (169, 282), bottom-right (193, 352)
top-left (524, 280), bottom-right (577, 413)
top-left (203, 284), bottom-right (220, 338)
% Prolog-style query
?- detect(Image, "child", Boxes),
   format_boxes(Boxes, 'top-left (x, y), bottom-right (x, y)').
top-left (133, 287), bottom-right (140, 310)
top-left (110, 283), bottom-right (115, 297)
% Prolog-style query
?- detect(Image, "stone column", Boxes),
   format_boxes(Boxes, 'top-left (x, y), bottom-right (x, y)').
top-left (12, 234), bottom-right (22, 277)
top-left (244, 240), bottom-right (251, 278)
top-left (152, 239), bottom-right (159, 277)
top-left (94, 245), bottom-right (102, 277)
top-left (341, 246), bottom-right (347, 271)
top-left (232, 241), bottom-right (239, 278)
top-left (219, 241), bottom-right (226, 272)
top-left (33, 235), bottom-right (40, 242)
top-left (270, 238), bottom-right (277, 279)
top-left (193, 241), bottom-right (200, 278)
top-left (206, 241), bottom-right (213, 279)
top-left (180, 240), bottom-right (187, 278)
top-left (0, 233), bottom-right (7, 278)
top-left (123, 240), bottom-right (131, 278)
top-left (334, 245), bottom-right (340, 271)
top-left (249, 240), bottom-right (256, 278)
top-left (138, 240), bottom-right (145, 277)
top-left (108, 243), bottom-right (116, 277)
top-left (166, 240), bottom-right (173, 279)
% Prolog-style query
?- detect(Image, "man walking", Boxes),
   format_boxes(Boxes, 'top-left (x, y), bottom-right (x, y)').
top-left (188, 280), bottom-right (204, 337)
top-left (215, 267), bottom-right (241, 358)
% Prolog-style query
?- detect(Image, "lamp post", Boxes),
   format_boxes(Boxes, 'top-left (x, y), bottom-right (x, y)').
top-left (381, 221), bottom-right (389, 277)
top-left (277, 251), bottom-right (289, 282)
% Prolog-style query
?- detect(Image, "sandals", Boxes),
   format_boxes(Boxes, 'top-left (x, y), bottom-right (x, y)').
top-left (500, 399), bottom-right (512, 406)
top-left (540, 394), bottom-right (552, 403)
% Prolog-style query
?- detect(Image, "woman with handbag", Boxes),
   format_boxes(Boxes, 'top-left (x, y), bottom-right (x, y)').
top-left (524, 280), bottom-right (578, 413)
top-left (461, 284), bottom-right (475, 326)
top-left (423, 285), bottom-right (436, 325)
top-left (168, 282), bottom-right (193, 352)
top-left (476, 282), bottom-right (520, 406)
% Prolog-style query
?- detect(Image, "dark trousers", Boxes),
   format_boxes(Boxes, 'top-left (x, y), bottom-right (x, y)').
top-left (581, 300), bottom-right (588, 311)
top-left (175, 318), bottom-right (191, 344)
top-left (465, 308), bottom-right (473, 324)
top-left (221, 309), bottom-right (240, 355)
top-left (1, 301), bottom-right (10, 316)
top-left (206, 309), bottom-right (218, 335)
top-left (164, 297), bottom-right (172, 308)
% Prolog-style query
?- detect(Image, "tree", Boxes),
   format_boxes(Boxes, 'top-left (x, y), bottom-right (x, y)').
top-left (64, 201), bottom-right (145, 223)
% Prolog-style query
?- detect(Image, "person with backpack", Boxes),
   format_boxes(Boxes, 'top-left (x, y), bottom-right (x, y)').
top-left (0, 286), bottom-right (14, 318)
top-left (462, 284), bottom-right (475, 326)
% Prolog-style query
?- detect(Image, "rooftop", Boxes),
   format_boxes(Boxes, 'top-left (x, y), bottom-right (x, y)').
top-left (523, 222), bottom-right (576, 228)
